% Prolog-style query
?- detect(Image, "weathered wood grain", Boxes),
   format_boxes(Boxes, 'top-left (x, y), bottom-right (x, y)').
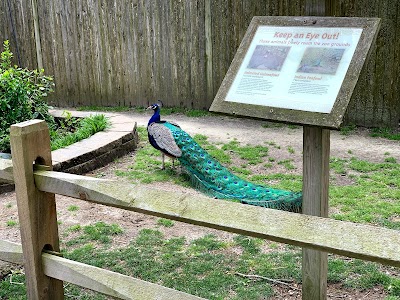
top-left (42, 252), bottom-right (205, 300)
top-left (0, 158), bottom-right (13, 183)
top-left (0, 239), bottom-right (204, 300)
top-left (302, 126), bottom-right (330, 300)
top-left (0, 0), bottom-right (37, 69)
top-left (1, 1), bottom-right (398, 127)
top-left (10, 120), bottom-right (64, 299)
top-left (0, 239), bottom-right (23, 264)
top-left (30, 0), bottom-right (43, 70)
top-left (33, 170), bottom-right (400, 268)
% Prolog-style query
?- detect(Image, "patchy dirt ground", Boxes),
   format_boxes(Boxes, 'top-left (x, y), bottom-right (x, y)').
top-left (1, 111), bottom-right (399, 299)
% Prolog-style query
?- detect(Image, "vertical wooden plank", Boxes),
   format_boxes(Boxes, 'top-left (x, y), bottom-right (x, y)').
top-left (3, 0), bottom-right (36, 69)
top-left (2, 0), bottom-right (396, 126)
top-left (304, 0), bottom-right (326, 16)
top-left (126, 0), bottom-right (140, 106)
top-left (30, 0), bottom-right (43, 70)
top-left (302, 126), bottom-right (330, 300)
top-left (10, 120), bottom-right (63, 300)
top-left (149, 0), bottom-right (160, 102)
top-left (205, 0), bottom-right (213, 104)
top-left (0, 0), bottom-right (7, 43)
top-left (86, 0), bottom-right (102, 106)
top-left (36, 0), bottom-right (56, 104)
top-left (75, 0), bottom-right (89, 106)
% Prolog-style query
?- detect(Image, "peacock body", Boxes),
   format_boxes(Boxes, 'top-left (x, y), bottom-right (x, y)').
top-left (147, 103), bottom-right (302, 212)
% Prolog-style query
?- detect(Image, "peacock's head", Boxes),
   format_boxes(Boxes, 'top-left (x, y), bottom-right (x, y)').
top-left (147, 100), bottom-right (163, 111)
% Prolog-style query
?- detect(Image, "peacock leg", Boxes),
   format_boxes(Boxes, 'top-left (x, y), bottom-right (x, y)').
top-left (161, 153), bottom-right (165, 170)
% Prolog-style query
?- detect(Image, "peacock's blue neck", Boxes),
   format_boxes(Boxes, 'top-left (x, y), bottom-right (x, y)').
top-left (148, 108), bottom-right (161, 125)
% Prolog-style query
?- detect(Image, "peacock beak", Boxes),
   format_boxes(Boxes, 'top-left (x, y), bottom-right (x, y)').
top-left (146, 106), bottom-right (152, 110)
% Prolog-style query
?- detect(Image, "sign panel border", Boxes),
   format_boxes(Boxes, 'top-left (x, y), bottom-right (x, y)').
top-left (209, 16), bottom-right (381, 129)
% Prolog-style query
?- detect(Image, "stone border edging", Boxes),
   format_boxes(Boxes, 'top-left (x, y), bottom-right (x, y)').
top-left (0, 109), bottom-right (138, 193)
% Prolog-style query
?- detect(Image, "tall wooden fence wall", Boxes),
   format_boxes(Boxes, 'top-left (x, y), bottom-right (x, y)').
top-left (0, 0), bottom-right (399, 128)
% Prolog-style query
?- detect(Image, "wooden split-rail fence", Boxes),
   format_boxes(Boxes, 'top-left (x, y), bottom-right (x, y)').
top-left (0, 119), bottom-right (399, 299)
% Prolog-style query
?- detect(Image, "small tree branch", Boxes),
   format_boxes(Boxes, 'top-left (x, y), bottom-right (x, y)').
top-left (234, 272), bottom-right (300, 291)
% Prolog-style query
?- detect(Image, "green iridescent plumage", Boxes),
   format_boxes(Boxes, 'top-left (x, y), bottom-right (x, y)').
top-left (147, 103), bottom-right (302, 212)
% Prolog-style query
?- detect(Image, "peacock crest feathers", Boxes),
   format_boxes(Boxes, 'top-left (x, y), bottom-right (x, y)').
top-left (147, 103), bottom-right (302, 212)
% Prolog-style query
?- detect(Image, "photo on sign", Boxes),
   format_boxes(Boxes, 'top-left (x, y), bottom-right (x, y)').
top-left (247, 45), bottom-right (291, 71)
top-left (297, 48), bottom-right (345, 75)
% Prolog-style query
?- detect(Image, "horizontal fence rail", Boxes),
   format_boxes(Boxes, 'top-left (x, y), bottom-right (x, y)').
top-left (1, 1), bottom-right (399, 127)
top-left (33, 170), bottom-right (400, 268)
top-left (1, 114), bottom-right (399, 300)
top-left (0, 240), bottom-right (205, 300)
top-left (1, 159), bottom-right (399, 268)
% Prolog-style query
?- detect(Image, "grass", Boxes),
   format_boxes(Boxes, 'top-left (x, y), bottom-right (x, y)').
top-left (64, 222), bottom-right (124, 247)
top-left (277, 159), bottom-right (297, 170)
top-left (115, 127), bottom-right (190, 185)
top-left (112, 124), bottom-right (400, 298)
top-left (2, 119), bottom-right (400, 299)
top-left (221, 140), bottom-right (269, 165)
top-left (115, 126), bottom-right (400, 230)
top-left (370, 127), bottom-right (400, 140)
top-left (340, 124), bottom-right (357, 135)
top-left (157, 218), bottom-right (174, 227)
top-left (50, 114), bottom-right (110, 151)
top-left (339, 124), bottom-right (400, 141)
top-left (77, 105), bottom-right (212, 118)
top-left (3, 224), bottom-right (400, 299)
top-left (329, 157), bottom-right (400, 228)
top-left (6, 220), bottom-right (18, 227)
top-left (67, 205), bottom-right (79, 212)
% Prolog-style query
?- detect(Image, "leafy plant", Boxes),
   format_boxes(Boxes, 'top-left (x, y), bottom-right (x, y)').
top-left (157, 218), bottom-right (175, 227)
top-left (370, 127), bottom-right (400, 140)
top-left (67, 205), bottom-right (79, 212)
top-left (340, 124), bottom-right (357, 135)
top-left (50, 114), bottom-right (109, 150)
top-left (6, 220), bottom-right (18, 227)
top-left (0, 40), bottom-right (55, 152)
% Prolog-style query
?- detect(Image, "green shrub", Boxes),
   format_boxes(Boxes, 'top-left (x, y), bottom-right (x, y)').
top-left (50, 114), bottom-right (109, 151)
top-left (0, 40), bottom-right (55, 152)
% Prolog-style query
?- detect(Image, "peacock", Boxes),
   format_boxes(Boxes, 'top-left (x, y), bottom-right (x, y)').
top-left (146, 102), bottom-right (302, 212)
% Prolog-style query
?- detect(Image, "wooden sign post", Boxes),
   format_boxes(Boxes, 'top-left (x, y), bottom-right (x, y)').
top-left (302, 126), bottom-right (330, 299)
top-left (210, 16), bottom-right (380, 300)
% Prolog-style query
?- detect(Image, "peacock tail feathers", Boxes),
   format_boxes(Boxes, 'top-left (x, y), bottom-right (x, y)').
top-left (162, 122), bottom-right (302, 212)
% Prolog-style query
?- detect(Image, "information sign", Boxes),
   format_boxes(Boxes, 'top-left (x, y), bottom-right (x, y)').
top-left (210, 17), bottom-right (380, 128)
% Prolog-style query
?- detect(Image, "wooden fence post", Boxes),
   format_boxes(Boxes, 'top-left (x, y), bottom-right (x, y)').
top-left (10, 120), bottom-right (64, 299)
top-left (302, 126), bottom-right (330, 300)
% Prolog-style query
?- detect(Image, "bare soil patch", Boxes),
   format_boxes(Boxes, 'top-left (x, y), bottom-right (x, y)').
top-left (1, 111), bottom-right (399, 299)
